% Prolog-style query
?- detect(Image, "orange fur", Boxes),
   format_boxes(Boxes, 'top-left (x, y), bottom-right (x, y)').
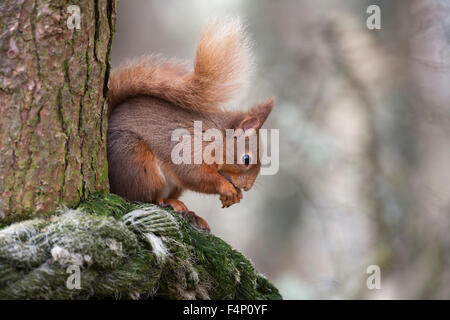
top-left (107, 19), bottom-right (274, 231)
top-left (108, 18), bottom-right (252, 112)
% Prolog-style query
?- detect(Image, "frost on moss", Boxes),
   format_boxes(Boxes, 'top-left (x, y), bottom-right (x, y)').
top-left (0, 193), bottom-right (282, 300)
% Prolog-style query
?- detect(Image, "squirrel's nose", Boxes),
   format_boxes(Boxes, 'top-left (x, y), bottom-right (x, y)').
top-left (243, 186), bottom-right (249, 191)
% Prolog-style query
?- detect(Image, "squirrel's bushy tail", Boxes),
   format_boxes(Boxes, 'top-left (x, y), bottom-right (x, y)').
top-left (108, 18), bottom-right (253, 112)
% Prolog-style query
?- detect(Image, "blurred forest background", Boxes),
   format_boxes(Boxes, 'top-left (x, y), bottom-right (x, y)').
top-left (111, 0), bottom-right (450, 299)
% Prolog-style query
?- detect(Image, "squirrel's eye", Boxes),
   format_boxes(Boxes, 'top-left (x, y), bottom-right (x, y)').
top-left (242, 154), bottom-right (250, 166)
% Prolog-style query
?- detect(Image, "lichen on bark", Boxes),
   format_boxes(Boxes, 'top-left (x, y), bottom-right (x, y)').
top-left (0, 0), bottom-right (116, 222)
top-left (0, 193), bottom-right (282, 300)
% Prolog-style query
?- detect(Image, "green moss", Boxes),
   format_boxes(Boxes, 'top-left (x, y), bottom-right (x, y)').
top-left (99, 160), bottom-right (109, 186)
top-left (78, 192), bottom-right (131, 219)
top-left (0, 209), bottom-right (35, 228)
top-left (0, 193), bottom-right (282, 300)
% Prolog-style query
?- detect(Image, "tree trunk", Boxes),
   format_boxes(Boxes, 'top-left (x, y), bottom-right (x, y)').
top-left (0, 0), bottom-right (116, 223)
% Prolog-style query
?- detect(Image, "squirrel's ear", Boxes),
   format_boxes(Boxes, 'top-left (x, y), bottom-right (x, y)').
top-left (237, 97), bottom-right (275, 133)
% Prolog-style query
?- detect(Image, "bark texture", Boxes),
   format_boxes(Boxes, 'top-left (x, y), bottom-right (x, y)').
top-left (0, 0), bottom-right (116, 222)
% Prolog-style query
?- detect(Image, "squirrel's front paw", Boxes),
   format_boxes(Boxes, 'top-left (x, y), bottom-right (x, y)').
top-left (219, 183), bottom-right (242, 208)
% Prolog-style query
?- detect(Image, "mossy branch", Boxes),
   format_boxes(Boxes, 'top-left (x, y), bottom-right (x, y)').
top-left (0, 193), bottom-right (281, 300)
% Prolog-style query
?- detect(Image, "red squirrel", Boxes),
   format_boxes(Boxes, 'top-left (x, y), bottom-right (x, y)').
top-left (107, 19), bottom-right (275, 231)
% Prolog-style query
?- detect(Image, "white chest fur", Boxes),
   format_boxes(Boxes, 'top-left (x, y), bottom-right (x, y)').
top-left (157, 162), bottom-right (177, 199)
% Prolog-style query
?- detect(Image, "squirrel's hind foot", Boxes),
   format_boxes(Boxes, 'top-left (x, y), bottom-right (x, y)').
top-left (157, 198), bottom-right (211, 232)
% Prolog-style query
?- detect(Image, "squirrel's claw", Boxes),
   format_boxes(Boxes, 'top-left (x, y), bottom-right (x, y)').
top-left (220, 186), bottom-right (242, 208)
top-left (186, 211), bottom-right (211, 232)
top-left (157, 198), bottom-right (211, 232)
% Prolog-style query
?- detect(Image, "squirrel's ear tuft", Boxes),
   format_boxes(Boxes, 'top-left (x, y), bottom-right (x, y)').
top-left (252, 97), bottom-right (275, 126)
top-left (237, 97), bottom-right (275, 132)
